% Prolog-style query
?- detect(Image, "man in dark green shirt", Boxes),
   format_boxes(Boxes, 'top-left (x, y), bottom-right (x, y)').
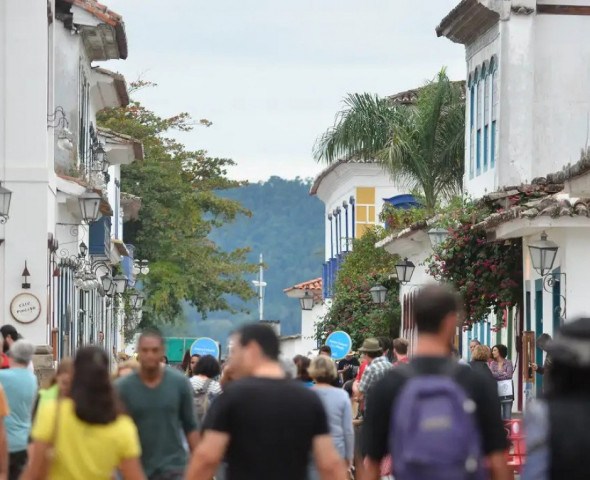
top-left (117, 330), bottom-right (198, 480)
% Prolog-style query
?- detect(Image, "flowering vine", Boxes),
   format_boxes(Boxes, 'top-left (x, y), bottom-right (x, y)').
top-left (425, 199), bottom-right (523, 328)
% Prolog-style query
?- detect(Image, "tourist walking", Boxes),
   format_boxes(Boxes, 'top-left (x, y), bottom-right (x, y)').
top-left (307, 356), bottom-right (354, 480)
top-left (337, 351), bottom-right (360, 384)
top-left (186, 323), bottom-right (346, 480)
top-left (490, 344), bottom-right (514, 420)
top-left (469, 345), bottom-right (495, 382)
top-left (523, 317), bottom-right (590, 480)
top-left (362, 285), bottom-right (509, 480)
top-left (24, 346), bottom-right (144, 480)
top-left (531, 333), bottom-right (553, 376)
top-left (392, 338), bottom-right (409, 366)
top-left (358, 338), bottom-right (392, 402)
top-left (0, 340), bottom-right (37, 480)
top-left (0, 383), bottom-right (8, 480)
top-left (189, 355), bottom-right (222, 424)
top-left (116, 330), bottom-right (198, 480)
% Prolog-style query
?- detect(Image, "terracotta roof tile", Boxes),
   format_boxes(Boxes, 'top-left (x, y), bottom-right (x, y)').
top-left (68, 0), bottom-right (122, 27)
top-left (475, 195), bottom-right (590, 231)
top-left (283, 278), bottom-right (322, 293)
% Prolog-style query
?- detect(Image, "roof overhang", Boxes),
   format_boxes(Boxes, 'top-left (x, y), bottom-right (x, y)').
top-left (487, 215), bottom-right (590, 241)
top-left (56, 174), bottom-right (113, 217)
top-left (59, 0), bottom-right (127, 60)
top-left (284, 277), bottom-right (323, 300)
top-left (436, 0), bottom-right (500, 45)
top-left (91, 67), bottom-right (129, 109)
top-left (310, 160), bottom-right (388, 203)
top-left (376, 228), bottom-right (431, 258)
top-left (98, 127), bottom-right (144, 165)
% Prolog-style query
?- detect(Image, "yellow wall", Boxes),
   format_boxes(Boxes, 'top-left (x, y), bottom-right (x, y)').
top-left (355, 187), bottom-right (376, 238)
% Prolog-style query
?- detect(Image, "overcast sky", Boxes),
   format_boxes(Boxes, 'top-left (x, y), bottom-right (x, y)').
top-left (106, 0), bottom-right (465, 182)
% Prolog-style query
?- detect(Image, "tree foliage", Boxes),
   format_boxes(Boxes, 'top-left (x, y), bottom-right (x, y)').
top-left (97, 89), bottom-right (257, 325)
top-left (316, 227), bottom-right (401, 349)
top-left (314, 69), bottom-right (465, 212)
top-left (425, 198), bottom-right (522, 327)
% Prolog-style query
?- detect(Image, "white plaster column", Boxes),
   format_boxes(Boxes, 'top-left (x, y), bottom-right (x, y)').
top-left (0, 1), bottom-right (53, 345)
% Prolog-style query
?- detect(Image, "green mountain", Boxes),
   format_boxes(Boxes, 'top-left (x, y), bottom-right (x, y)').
top-left (171, 177), bottom-right (325, 348)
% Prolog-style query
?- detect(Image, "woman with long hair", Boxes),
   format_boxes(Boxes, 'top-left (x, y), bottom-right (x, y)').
top-left (490, 344), bottom-right (514, 420)
top-left (23, 346), bottom-right (144, 480)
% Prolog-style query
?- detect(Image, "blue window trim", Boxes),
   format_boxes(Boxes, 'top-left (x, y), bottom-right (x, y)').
top-left (491, 121), bottom-right (496, 168)
top-left (476, 129), bottom-right (481, 175)
top-left (484, 125), bottom-right (489, 171)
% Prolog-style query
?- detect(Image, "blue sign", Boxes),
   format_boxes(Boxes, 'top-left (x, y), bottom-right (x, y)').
top-left (190, 337), bottom-right (220, 359)
top-left (325, 331), bottom-right (352, 360)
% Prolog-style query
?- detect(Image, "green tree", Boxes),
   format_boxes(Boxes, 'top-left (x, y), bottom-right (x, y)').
top-left (97, 88), bottom-right (257, 325)
top-left (315, 69), bottom-right (465, 212)
top-left (316, 227), bottom-right (401, 349)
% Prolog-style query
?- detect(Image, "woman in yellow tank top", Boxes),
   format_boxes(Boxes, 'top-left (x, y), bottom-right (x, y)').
top-left (23, 346), bottom-right (145, 480)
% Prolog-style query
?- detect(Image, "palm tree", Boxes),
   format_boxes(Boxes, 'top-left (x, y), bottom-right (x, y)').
top-left (314, 69), bottom-right (465, 212)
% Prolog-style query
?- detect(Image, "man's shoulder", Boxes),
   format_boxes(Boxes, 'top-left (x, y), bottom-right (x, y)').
top-left (115, 371), bottom-right (140, 391)
top-left (164, 366), bottom-right (189, 383)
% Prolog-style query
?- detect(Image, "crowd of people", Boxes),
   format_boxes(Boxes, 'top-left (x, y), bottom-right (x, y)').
top-left (0, 284), bottom-right (586, 479)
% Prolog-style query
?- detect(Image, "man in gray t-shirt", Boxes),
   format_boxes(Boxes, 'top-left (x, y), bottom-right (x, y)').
top-left (117, 331), bottom-right (198, 480)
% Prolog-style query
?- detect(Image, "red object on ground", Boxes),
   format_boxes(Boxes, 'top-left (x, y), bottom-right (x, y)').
top-left (504, 419), bottom-right (526, 474)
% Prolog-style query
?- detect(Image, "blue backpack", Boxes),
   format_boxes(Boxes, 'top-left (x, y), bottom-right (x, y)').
top-left (389, 363), bottom-right (486, 480)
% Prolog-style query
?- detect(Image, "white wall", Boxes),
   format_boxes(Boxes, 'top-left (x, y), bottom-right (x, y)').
top-left (466, 8), bottom-right (590, 197)
top-left (315, 163), bottom-right (407, 260)
top-left (0, 1), bottom-right (52, 344)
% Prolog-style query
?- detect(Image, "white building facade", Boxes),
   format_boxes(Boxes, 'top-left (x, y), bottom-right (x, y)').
top-left (0, 0), bottom-right (142, 364)
top-left (377, 0), bottom-right (590, 409)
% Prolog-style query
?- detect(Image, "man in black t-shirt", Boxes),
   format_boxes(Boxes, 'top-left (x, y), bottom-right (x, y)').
top-left (338, 352), bottom-right (360, 383)
top-left (186, 323), bottom-right (346, 480)
top-left (362, 285), bottom-right (509, 480)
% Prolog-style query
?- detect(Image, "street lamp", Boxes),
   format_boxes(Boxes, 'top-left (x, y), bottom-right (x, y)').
top-left (528, 231), bottom-right (559, 276)
top-left (299, 289), bottom-right (315, 311)
top-left (0, 183), bottom-right (12, 224)
top-left (395, 258), bottom-right (416, 285)
top-left (134, 292), bottom-right (145, 310)
top-left (112, 274), bottom-right (128, 294)
top-left (428, 227), bottom-right (449, 248)
top-left (79, 241), bottom-right (88, 258)
top-left (369, 284), bottom-right (388, 304)
top-left (101, 274), bottom-right (113, 293)
top-left (78, 191), bottom-right (102, 224)
top-left (133, 259), bottom-right (150, 276)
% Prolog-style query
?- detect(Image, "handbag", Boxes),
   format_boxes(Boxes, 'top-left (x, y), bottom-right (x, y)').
top-left (497, 379), bottom-right (514, 401)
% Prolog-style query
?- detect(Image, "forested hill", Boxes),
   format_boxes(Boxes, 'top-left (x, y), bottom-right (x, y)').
top-left (178, 177), bottom-right (325, 343)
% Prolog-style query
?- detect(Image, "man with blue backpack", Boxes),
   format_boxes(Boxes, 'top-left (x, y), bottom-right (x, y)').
top-left (362, 285), bottom-right (510, 480)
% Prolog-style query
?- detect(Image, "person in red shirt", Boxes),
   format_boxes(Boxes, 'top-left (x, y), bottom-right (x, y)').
top-left (392, 338), bottom-right (410, 366)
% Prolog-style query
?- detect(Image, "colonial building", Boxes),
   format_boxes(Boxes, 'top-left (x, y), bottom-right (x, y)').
top-left (380, 0), bottom-right (590, 409)
top-left (282, 277), bottom-right (325, 358)
top-left (0, 0), bottom-right (143, 365)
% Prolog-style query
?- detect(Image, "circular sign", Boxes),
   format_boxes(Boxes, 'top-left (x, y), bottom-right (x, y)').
top-left (325, 331), bottom-right (353, 360)
top-left (190, 337), bottom-right (220, 359)
top-left (10, 293), bottom-right (41, 324)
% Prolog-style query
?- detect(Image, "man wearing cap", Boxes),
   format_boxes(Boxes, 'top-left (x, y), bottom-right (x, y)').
top-left (0, 340), bottom-right (37, 479)
top-left (338, 352), bottom-right (360, 384)
top-left (358, 338), bottom-right (392, 402)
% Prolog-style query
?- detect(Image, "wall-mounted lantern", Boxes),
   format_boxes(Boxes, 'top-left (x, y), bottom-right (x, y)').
top-left (369, 284), bottom-right (388, 304)
top-left (299, 289), bottom-right (315, 311)
top-left (78, 191), bottom-right (102, 224)
top-left (21, 261), bottom-right (31, 289)
top-left (395, 258), bottom-right (416, 285)
top-left (0, 183), bottom-right (12, 225)
top-left (528, 231), bottom-right (559, 276)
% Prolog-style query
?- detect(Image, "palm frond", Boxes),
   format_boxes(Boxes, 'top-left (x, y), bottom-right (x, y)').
top-left (313, 93), bottom-right (396, 164)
